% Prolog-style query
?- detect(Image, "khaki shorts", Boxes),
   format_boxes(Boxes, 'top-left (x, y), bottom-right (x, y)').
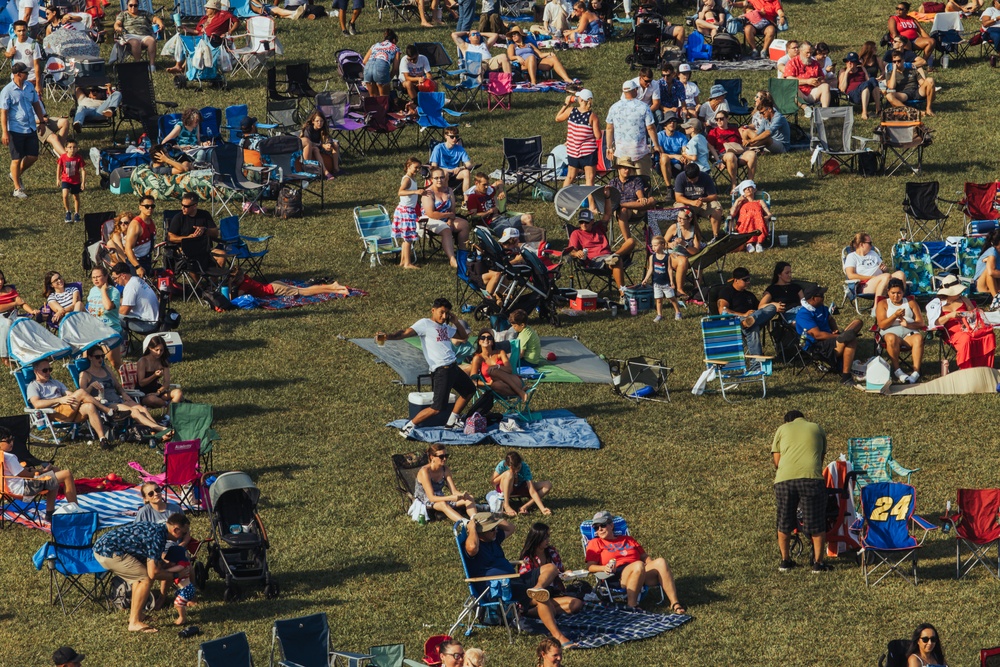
top-left (674, 200), bottom-right (722, 219)
top-left (95, 553), bottom-right (149, 583)
top-left (485, 55), bottom-right (509, 72)
top-left (36, 118), bottom-right (62, 143)
top-left (51, 404), bottom-right (86, 423)
top-left (267, 282), bottom-right (302, 297)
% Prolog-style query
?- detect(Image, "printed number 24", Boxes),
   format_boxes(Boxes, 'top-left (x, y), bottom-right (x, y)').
top-left (869, 494), bottom-right (912, 522)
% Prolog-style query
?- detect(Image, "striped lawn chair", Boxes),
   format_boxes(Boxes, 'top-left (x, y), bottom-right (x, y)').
top-left (700, 315), bottom-right (772, 401)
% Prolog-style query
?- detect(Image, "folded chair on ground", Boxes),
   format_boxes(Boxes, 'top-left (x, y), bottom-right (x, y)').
top-left (579, 515), bottom-right (663, 606)
top-left (699, 315), bottom-right (773, 401)
top-left (942, 488), bottom-right (1000, 580)
top-left (31, 511), bottom-right (110, 614)
top-left (608, 356), bottom-right (672, 402)
top-left (448, 521), bottom-right (521, 643)
top-left (851, 481), bottom-right (937, 586)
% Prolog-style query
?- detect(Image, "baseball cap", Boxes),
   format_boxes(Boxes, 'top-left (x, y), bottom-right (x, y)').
top-left (239, 116), bottom-right (257, 132)
top-left (803, 284), bottom-right (828, 299)
top-left (592, 510), bottom-right (613, 526)
top-left (577, 208), bottom-right (594, 223)
top-left (498, 227), bottom-right (519, 243)
top-left (52, 647), bottom-right (85, 665)
top-left (662, 112), bottom-right (680, 124)
top-left (11, 62), bottom-right (29, 74)
top-left (621, 79), bottom-right (638, 92)
top-left (576, 88), bottom-right (594, 101)
top-left (843, 51), bottom-right (860, 63)
top-left (678, 63), bottom-right (691, 73)
top-left (681, 118), bottom-right (703, 133)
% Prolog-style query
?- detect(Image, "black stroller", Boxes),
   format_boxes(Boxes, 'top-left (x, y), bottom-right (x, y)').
top-left (196, 471), bottom-right (278, 602)
top-left (627, 13), bottom-right (664, 68)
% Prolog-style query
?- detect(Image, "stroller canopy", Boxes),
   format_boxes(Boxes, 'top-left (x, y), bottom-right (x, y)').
top-left (210, 471), bottom-right (260, 508)
top-left (553, 185), bottom-right (619, 221)
top-left (7, 317), bottom-right (72, 368)
top-left (57, 312), bottom-right (123, 356)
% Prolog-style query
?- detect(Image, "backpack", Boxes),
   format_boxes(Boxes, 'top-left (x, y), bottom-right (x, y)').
top-left (711, 33), bottom-right (741, 61)
top-left (275, 187), bottom-right (302, 219)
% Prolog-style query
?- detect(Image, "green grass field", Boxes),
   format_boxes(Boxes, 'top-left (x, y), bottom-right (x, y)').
top-left (2, 3), bottom-right (1000, 665)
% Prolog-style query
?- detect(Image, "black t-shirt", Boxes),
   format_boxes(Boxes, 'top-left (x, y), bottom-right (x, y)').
top-left (673, 171), bottom-right (717, 200)
top-left (765, 282), bottom-right (801, 309)
top-left (718, 284), bottom-right (758, 314)
top-left (168, 209), bottom-right (216, 262)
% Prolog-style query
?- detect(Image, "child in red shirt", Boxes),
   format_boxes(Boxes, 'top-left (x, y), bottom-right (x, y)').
top-left (56, 138), bottom-right (85, 223)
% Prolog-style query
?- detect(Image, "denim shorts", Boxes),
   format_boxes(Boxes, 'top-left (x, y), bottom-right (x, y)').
top-left (363, 58), bottom-right (391, 85)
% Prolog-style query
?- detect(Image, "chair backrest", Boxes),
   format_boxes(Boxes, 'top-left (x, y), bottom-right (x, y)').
top-left (882, 122), bottom-right (923, 148)
top-left (158, 112), bottom-right (182, 143)
top-left (487, 71), bottom-right (513, 95)
top-left (414, 42), bottom-right (453, 69)
top-left (116, 61), bottom-right (157, 119)
top-left (811, 106), bottom-right (855, 153)
top-left (266, 98), bottom-right (300, 133)
top-left (224, 104), bottom-right (248, 142)
top-left (175, 0), bottom-right (205, 17)
top-left (246, 14), bottom-right (276, 43)
top-left (199, 106), bottom-right (222, 142)
top-left (904, 181), bottom-right (943, 218)
top-left (882, 639), bottom-right (911, 667)
top-left (955, 488), bottom-right (1000, 543)
top-left (964, 182), bottom-right (1000, 221)
top-left (713, 78), bottom-right (743, 110)
top-left (957, 235), bottom-right (987, 280)
top-left (47, 511), bottom-right (104, 573)
top-left (118, 361), bottom-right (139, 391)
top-left (847, 436), bottom-right (893, 488)
top-left (355, 205), bottom-right (395, 249)
top-left (701, 315), bottom-right (749, 372)
top-left (891, 241), bottom-right (933, 294)
top-left (930, 11), bottom-right (962, 33)
top-left (218, 216), bottom-right (239, 242)
top-left (502, 136), bottom-right (544, 171)
top-left (199, 632), bottom-right (253, 667)
top-left (417, 91), bottom-right (446, 118)
top-left (272, 613), bottom-right (330, 667)
top-left (170, 401), bottom-right (215, 444)
top-left (859, 481), bottom-right (918, 550)
top-left (463, 50), bottom-right (483, 79)
top-left (768, 77), bottom-right (799, 116)
top-left (579, 515), bottom-right (630, 546)
top-left (982, 646), bottom-right (1000, 667)
top-left (0, 415), bottom-right (35, 466)
top-left (369, 644), bottom-right (404, 667)
top-left (66, 357), bottom-right (89, 389)
top-left (164, 440), bottom-right (200, 486)
top-left (83, 211), bottom-right (116, 245)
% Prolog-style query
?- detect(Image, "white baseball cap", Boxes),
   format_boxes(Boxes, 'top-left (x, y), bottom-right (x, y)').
top-left (499, 227), bottom-right (520, 243)
top-left (678, 63), bottom-right (691, 73)
top-left (576, 88), bottom-right (594, 101)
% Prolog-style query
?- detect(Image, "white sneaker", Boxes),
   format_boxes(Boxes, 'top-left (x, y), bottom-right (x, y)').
top-left (893, 368), bottom-right (909, 383)
top-left (675, 311), bottom-right (683, 320)
top-left (12, 188), bottom-right (27, 199)
top-left (755, 243), bottom-right (764, 253)
top-left (448, 417), bottom-right (465, 430)
top-left (907, 371), bottom-right (920, 384)
top-left (398, 423), bottom-right (415, 438)
top-left (746, 243), bottom-right (755, 253)
top-left (653, 314), bottom-right (663, 322)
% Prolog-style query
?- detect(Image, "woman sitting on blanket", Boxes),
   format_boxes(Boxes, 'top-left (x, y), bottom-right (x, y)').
top-left (214, 252), bottom-right (352, 299)
top-left (414, 444), bottom-right (479, 523)
top-left (935, 275), bottom-right (996, 370)
top-left (563, 2), bottom-right (604, 43)
top-left (518, 522), bottom-right (584, 616)
top-left (505, 26), bottom-right (574, 86)
top-left (469, 329), bottom-right (527, 401)
top-left (584, 510), bottom-right (686, 614)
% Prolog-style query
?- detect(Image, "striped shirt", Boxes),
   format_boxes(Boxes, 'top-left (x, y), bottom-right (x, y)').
top-left (566, 109), bottom-right (597, 158)
top-left (47, 286), bottom-right (79, 310)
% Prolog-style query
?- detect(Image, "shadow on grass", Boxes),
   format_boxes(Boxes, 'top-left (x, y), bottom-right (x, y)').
top-left (215, 403), bottom-right (289, 422)
top-left (545, 496), bottom-right (601, 510)
top-left (243, 462), bottom-right (312, 480)
top-left (182, 338), bottom-right (270, 361)
top-left (679, 573), bottom-right (727, 608)
top-left (196, 377), bottom-right (307, 394)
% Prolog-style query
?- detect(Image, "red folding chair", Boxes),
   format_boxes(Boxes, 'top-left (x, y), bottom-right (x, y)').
top-left (960, 181), bottom-right (1000, 233)
top-left (982, 646), bottom-right (1000, 667)
top-left (943, 488), bottom-right (1000, 580)
top-left (128, 440), bottom-right (202, 511)
top-left (486, 72), bottom-right (512, 112)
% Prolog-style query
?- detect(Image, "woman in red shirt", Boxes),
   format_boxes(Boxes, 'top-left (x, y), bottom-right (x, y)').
top-left (888, 2), bottom-right (934, 58)
top-left (584, 511), bottom-right (686, 614)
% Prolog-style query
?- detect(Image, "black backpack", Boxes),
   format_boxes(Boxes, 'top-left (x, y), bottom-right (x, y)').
top-left (711, 34), bottom-right (742, 61)
top-left (858, 151), bottom-right (880, 177)
top-left (275, 187), bottom-right (303, 219)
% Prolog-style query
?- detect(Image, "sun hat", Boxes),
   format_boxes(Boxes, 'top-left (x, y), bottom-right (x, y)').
top-left (472, 511), bottom-right (504, 532)
top-left (736, 179), bottom-right (757, 193)
top-left (205, 0), bottom-right (222, 9)
top-left (937, 275), bottom-right (967, 296)
top-left (709, 84), bottom-right (727, 99)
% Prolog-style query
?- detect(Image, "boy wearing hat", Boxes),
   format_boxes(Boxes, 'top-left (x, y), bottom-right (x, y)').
top-left (795, 284), bottom-right (864, 385)
top-left (52, 647), bottom-right (85, 667)
top-left (566, 208), bottom-right (629, 291)
top-left (677, 63), bottom-right (700, 110)
top-left (656, 113), bottom-right (687, 184)
top-left (679, 118), bottom-right (711, 173)
top-left (463, 511), bottom-right (577, 648)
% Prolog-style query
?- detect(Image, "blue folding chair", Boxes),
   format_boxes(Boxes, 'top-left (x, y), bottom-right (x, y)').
top-left (700, 315), bottom-right (773, 401)
top-left (31, 511), bottom-right (110, 614)
top-left (852, 481), bottom-right (937, 586)
top-left (270, 612), bottom-right (371, 667)
top-left (13, 365), bottom-right (87, 447)
top-left (443, 51), bottom-right (483, 112)
top-left (218, 215), bottom-right (271, 278)
top-left (712, 78), bottom-right (751, 124)
top-left (200, 106), bottom-right (223, 143)
top-left (579, 515), bottom-right (664, 606)
top-left (354, 205), bottom-right (401, 266)
top-left (198, 632), bottom-right (253, 667)
top-left (222, 104), bottom-right (278, 143)
top-left (416, 92), bottom-right (464, 146)
top-left (448, 521), bottom-right (521, 644)
top-left (158, 112), bottom-right (183, 143)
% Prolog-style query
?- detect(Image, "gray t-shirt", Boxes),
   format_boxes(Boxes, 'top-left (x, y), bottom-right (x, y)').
top-left (27, 378), bottom-right (68, 403)
top-left (134, 501), bottom-right (184, 524)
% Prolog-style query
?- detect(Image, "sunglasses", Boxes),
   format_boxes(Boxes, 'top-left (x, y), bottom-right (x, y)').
top-left (479, 335), bottom-right (494, 340)
top-left (919, 636), bottom-right (937, 643)
top-left (37, 367), bottom-right (52, 373)
top-left (892, 59), bottom-right (903, 63)
top-left (443, 653), bottom-right (465, 659)
top-left (145, 486), bottom-right (163, 497)
top-left (594, 522), bottom-right (611, 529)
top-left (140, 203), bottom-right (155, 209)
top-left (51, 277), bottom-right (64, 283)
top-left (434, 453), bottom-right (449, 460)
top-left (445, 135), bottom-right (459, 140)
top-left (90, 354), bottom-right (105, 360)
top-left (181, 203), bottom-right (196, 209)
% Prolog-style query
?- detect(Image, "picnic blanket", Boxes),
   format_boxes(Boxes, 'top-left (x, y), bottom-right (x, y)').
top-left (513, 80), bottom-right (580, 94)
top-left (387, 409), bottom-right (600, 449)
top-left (522, 604), bottom-right (692, 649)
top-left (1, 485), bottom-right (184, 533)
top-left (881, 367), bottom-right (1000, 395)
top-left (353, 336), bottom-right (612, 385)
top-left (698, 59), bottom-right (778, 71)
top-left (254, 282), bottom-right (367, 310)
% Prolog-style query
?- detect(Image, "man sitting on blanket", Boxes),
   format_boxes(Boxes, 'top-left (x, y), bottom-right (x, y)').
top-left (463, 511), bottom-right (578, 649)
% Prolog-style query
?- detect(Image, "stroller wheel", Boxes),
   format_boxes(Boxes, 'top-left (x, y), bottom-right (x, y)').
top-left (193, 561), bottom-right (208, 590)
top-left (264, 581), bottom-right (280, 599)
top-left (223, 582), bottom-right (241, 603)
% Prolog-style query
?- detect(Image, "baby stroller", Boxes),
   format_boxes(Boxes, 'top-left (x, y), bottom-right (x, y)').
top-left (176, 35), bottom-right (228, 90)
top-left (627, 12), bottom-right (663, 68)
top-left (336, 49), bottom-right (366, 110)
top-left (197, 471), bottom-right (278, 602)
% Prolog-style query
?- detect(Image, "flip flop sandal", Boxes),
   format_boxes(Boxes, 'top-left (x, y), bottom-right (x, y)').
top-left (671, 602), bottom-right (687, 614)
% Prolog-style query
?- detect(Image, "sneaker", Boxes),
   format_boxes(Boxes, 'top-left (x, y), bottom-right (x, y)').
top-left (755, 243), bottom-right (764, 253)
top-left (348, 21), bottom-right (357, 34)
top-left (840, 374), bottom-right (855, 387)
top-left (526, 587), bottom-right (551, 603)
top-left (64, 212), bottom-right (72, 223)
top-left (653, 314), bottom-right (663, 322)
top-left (991, 292), bottom-right (1000, 311)
top-left (12, 188), bottom-right (27, 199)
top-left (778, 559), bottom-right (796, 572)
top-left (907, 371), bottom-right (920, 384)
top-left (746, 243), bottom-right (755, 253)
top-left (674, 311), bottom-right (682, 320)
top-left (751, 49), bottom-right (761, 59)
top-left (812, 561), bottom-right (833, 574)
top-left (894, 368), bottom-right (909, 383)
top-left (449, 417), bottom-right (465, 430)
top-left (73, 213), bottom-right (81, 223)
top-left (99, 437), bottom-right (113, 450)
top-left (342, 29), bottom-right (349, 35)
top-left (72, 121), bottom-right (82, 134)
top-left (397, 423), bottom-right (415, 438)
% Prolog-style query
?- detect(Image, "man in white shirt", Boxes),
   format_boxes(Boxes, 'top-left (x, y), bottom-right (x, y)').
top-left (399, 44), bottom-right (432, 100)
top-left (624, 67), bottom-right (661, 111)
top-left (1, 425), bottom-right (80, 521)
top-left (111, 262), bottom-right (160, 332)
top-left (775, 40), bottom-right (798, 78)
top-left (379, 298), bottom-right (476, 437)
top-left (18, 0), bottom-right (43, 38)
top-left (5, 22), bottom-right (42, 95)
top-left (451, 30), bottom-right (512, 73)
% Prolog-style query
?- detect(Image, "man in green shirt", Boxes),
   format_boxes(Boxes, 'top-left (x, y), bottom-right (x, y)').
top-left (771, 410), bottom-right (829, 574)
top-left (509, 309), bottom-right (541, 366)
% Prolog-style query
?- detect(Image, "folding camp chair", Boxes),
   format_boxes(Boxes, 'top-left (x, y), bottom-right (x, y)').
top-left (809, 106), bottom-right (876, 175)
top-left (270, 612), bottom-right (339, 666)
top-left (942, 488), bottom-right (1000, 580)
top-left (846, 435), bottom-right (919, 506)
top-left (112, 61), bottom-right (177, 142)
top-left (12, 366), bottom-right (87, 449)
top-left (930, 12), bottom-right (971, 63)
top-left (608, 356), bottom-right (672, 402)
top-left (416, 92), bottom-right (464, 146)
top-left (355, 205), bottom-right (402, 266)
top-left (361, 95), bottom-right (405, 152)
top-left (316, 91), bottom-right (367, 157)
top-left (211, 142), bottom-right (271, 218)
top-left (31, 511), bottom-right (110, 614)
top-left (259, 136), bottom-right (324, 209)
top-left (902, 181), bottom-right (955, 241)
top-left (982, 646), bottom-right (1000, 667)
top-left (960, 182), bottom-right (1000, 232)
top-left (956, 235), bottom-right (992, 301)
top-left (376, 0), bottom-right (420, 21)
top-left (1, 454), bottom-right (50, 529)
top-left (218, 215), bottom-right (271, 278)
top-left (390, 451), bottom-right (444, 520)
top-left (128, 439), bottom-right (201, 510)
top-left (443, 51), bottom-right (484, 112)
top-left (228, 15), bottom-right (278, 77)
top-left (578, 515), bottom-right (664, 605)
top-left (501, 136), bottom-right (556, 203)
top-left (877, 118), bottom-right (932, 177)
top-left (163, 401), bottom-right (219, 471)
top-left (470, 365), bottom-right (545, 423)
top-left (699, 315), bottom-right (773, 401)
top-left (413, 42), bottom-right (453, 75)
top-left (285, 62), bottom-right (332, 106)
top-left (841, 245), bottom-right (881, 315)
top-left (266, 98), bottom-right (300, 135)
top-left (368, 644), bottom-right (425, 667)
top-left (852, 481), bottom-right (937, 586)
top-left (198, 632), bottom-right (253, 667)
top-left (448, 522), bottom-right (521, 643)
top-left (486, 72), bottom-right (513, 111)
top-left (561, 221), bottom-right (632, 299)
top-left (713, 78), bottom-right (751, 124)
top-left (768, 77), bottom-right (807, 143)
top-left (891, 241), bottom-right (941, 299)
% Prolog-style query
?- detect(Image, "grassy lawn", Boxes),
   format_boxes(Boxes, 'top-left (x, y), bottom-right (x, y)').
top-left (2, 2), bottom-right (1000, 666)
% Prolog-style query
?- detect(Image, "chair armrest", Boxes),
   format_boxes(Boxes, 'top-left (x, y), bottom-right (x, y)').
top-left (465, 573), bottom-right (519, 583)
top-left (241, 234), bottom-right (274, 242)
top-left (888, 459), bottom-right (919, 479)
top-left (704, 359), bottom-right (728, 365)
top-left (25, 407), bottom-right (56, 414)
top-left (331, 651), bottom-right (374, 663)
top-left (125, 389), bottom-right (144, 400)
top-left (745, 354), bottom-right (775, 360)
top-left (442, 107), bottom-right (466, 117)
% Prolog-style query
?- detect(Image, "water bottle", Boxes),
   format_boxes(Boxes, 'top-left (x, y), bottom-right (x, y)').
top-left (721, 306), bottom-right (728, 316)
top-left (942, 54), bottom-right (950, 69)
top-left (124, 133), bottom-right (132, 146)
top-left (629, 297), bottom-right (638, 316)
top-left (370, 254), bottom-right (377, 268)
top-left (940, 358), bottom-right (949, 376)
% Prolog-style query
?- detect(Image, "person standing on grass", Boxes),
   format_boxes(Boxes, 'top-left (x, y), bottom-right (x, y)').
top-left (392, 157), bottom-right (423, 270)
top-left (336, 0), bottom-right (363, 35)
top-left (379, 297), bottom-right (476, 437)
top-left (56, 138), bottom-right (85, 224)
top-left (772, 410), bottom-right (830, 574)
top-left (1, 62), bottom-right (48, 200)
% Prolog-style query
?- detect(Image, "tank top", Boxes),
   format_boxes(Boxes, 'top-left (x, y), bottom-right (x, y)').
top-left (92, 370), bottom-right (123, 404)
top-left (566, 109), bottom-right (597, 158)
top-left (514, 44), bottom-right (534, 58)
top-left (433, 194), bottom-right (453, 214)
top-left (651, 253), bottom-right (669, 285)
top-left (175, 122), bottom-right (198, 146)
top-left (674, 223), bottom-right (696, 249)
top-left (885, 299), bottom-right (914, 324)
top-left (399, 176), bottom-right (419, 208)
top-left (131, 216), bottom-right (156, 258)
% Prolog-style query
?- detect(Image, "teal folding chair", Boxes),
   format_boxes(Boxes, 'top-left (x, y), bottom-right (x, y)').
top-left (700, 315), bottom-right (772, 401)
top-left (847, 436), bottom-right (919, 507)
top-left (354, 205), bottom-right (402, 267)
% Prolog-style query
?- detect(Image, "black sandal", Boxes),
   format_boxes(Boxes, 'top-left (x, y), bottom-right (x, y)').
top-left (671, 601), bottom-right (687, 615)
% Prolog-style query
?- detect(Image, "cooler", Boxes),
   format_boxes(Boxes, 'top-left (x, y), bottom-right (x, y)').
top-left (622, 285), bottom-right (654, 313)
top-left (143, 332), bottom-right (183, 363)
top-left (569, 289), bottom-right (598, 311)
top-left (408, 392), bottom-right (456, 427)
top-left (769, 39), bottom-right (788, 62)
